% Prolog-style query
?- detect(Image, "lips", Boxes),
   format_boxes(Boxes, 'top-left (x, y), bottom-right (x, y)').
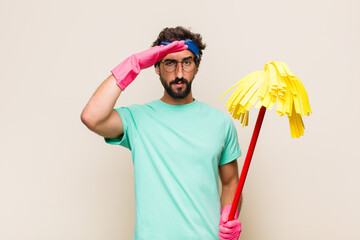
top-left (171, 79), bottom-right (185, 87)
top-left (171, 78), bottom-right (186, 84)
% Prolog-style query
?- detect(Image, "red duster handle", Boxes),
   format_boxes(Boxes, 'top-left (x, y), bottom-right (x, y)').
top-left (228, 106), bottom-right (267, 221)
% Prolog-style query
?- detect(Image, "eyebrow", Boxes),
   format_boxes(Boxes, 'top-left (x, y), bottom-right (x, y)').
top-left (164, 56), bottom-right (194, 61)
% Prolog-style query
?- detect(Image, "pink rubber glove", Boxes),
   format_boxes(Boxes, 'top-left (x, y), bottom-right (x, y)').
top-left (218, 205), bottom-right (242, 240)
top-left (111, 40), bottom-right (187, 90)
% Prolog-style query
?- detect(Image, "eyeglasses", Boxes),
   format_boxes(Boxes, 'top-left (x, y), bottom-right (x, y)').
top-left (160, 58), bottom-right (197, 73)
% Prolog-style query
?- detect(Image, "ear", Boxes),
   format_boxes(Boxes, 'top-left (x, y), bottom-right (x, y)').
top-left (194, 67), bottom-right (199, 75)
top-left (155, 64), bottom-right (160, 75)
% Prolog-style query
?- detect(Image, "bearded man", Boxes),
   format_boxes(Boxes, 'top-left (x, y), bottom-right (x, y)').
top-left (81, 26), bottom-right (242, 240)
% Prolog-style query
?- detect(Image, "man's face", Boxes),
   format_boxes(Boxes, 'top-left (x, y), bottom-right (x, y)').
top-left (155, 50), bottom-right (198, 99)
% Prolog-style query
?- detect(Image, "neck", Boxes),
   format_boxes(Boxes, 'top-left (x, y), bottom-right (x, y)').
top-left (160, 92), bottom-right (194, 105)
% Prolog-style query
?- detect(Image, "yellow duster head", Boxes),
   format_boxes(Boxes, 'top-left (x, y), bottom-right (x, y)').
top-left (219, 61), bottom-right (312, 138)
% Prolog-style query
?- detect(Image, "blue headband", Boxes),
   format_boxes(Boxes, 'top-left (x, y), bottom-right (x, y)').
top-left (159, 39), bottom-right (200, 59)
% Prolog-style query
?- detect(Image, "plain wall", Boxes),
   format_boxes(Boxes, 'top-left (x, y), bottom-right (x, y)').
top-left (1, 0), bottom-right (359, 239)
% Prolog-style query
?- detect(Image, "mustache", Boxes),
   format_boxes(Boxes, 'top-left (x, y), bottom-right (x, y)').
top-left (169, 78), bottom-right (189, 85)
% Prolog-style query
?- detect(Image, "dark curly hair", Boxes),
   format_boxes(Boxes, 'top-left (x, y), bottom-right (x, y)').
top-left (152, 26), bottom-right (206, 67)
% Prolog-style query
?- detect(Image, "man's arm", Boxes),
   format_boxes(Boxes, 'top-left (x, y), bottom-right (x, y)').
top-left (219, 160), bottom-right (242, 211)
top-left (218, 160), bottom-right (243, 239)
top-left (81, 41), bottom-right (187, 138)
top-left (81, 74), bottom-right (124, 138)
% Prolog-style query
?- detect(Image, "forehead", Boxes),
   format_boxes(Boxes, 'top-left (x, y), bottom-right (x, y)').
top-left (163, 50), bottom-right (194, 60)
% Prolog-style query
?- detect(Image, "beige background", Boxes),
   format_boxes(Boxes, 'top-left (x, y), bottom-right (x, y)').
top-left (1, 0), bottom-right (359, 239)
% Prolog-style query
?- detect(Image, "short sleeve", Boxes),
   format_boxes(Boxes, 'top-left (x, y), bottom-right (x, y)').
top-left (104, 107), bottom-right (136, 150)
top-left (219, 117), bottom-right (242, 166)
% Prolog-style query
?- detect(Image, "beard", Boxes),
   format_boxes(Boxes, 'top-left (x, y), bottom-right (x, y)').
top-left (160, 76), bottom-right (193, 99)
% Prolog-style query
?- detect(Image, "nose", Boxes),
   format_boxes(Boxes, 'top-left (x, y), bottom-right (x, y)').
top-left (175, 62), bottom-right (184, 79)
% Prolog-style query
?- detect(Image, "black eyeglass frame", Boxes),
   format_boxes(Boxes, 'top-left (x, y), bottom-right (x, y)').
top-left (159, 58), bottom-right (198, 73)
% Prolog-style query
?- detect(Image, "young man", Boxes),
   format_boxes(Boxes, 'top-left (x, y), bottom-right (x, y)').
top-left (81, 26), bottom-right (242, 240)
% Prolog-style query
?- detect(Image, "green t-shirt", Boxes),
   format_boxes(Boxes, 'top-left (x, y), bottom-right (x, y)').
top-left (105, 99), bottom-right (242, 240)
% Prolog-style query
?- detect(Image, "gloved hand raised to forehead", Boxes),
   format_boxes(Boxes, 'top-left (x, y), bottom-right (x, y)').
top-left (111, 40), bottom-right (187, 91)
top-left (218, 205), bottom-right (242, 240)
